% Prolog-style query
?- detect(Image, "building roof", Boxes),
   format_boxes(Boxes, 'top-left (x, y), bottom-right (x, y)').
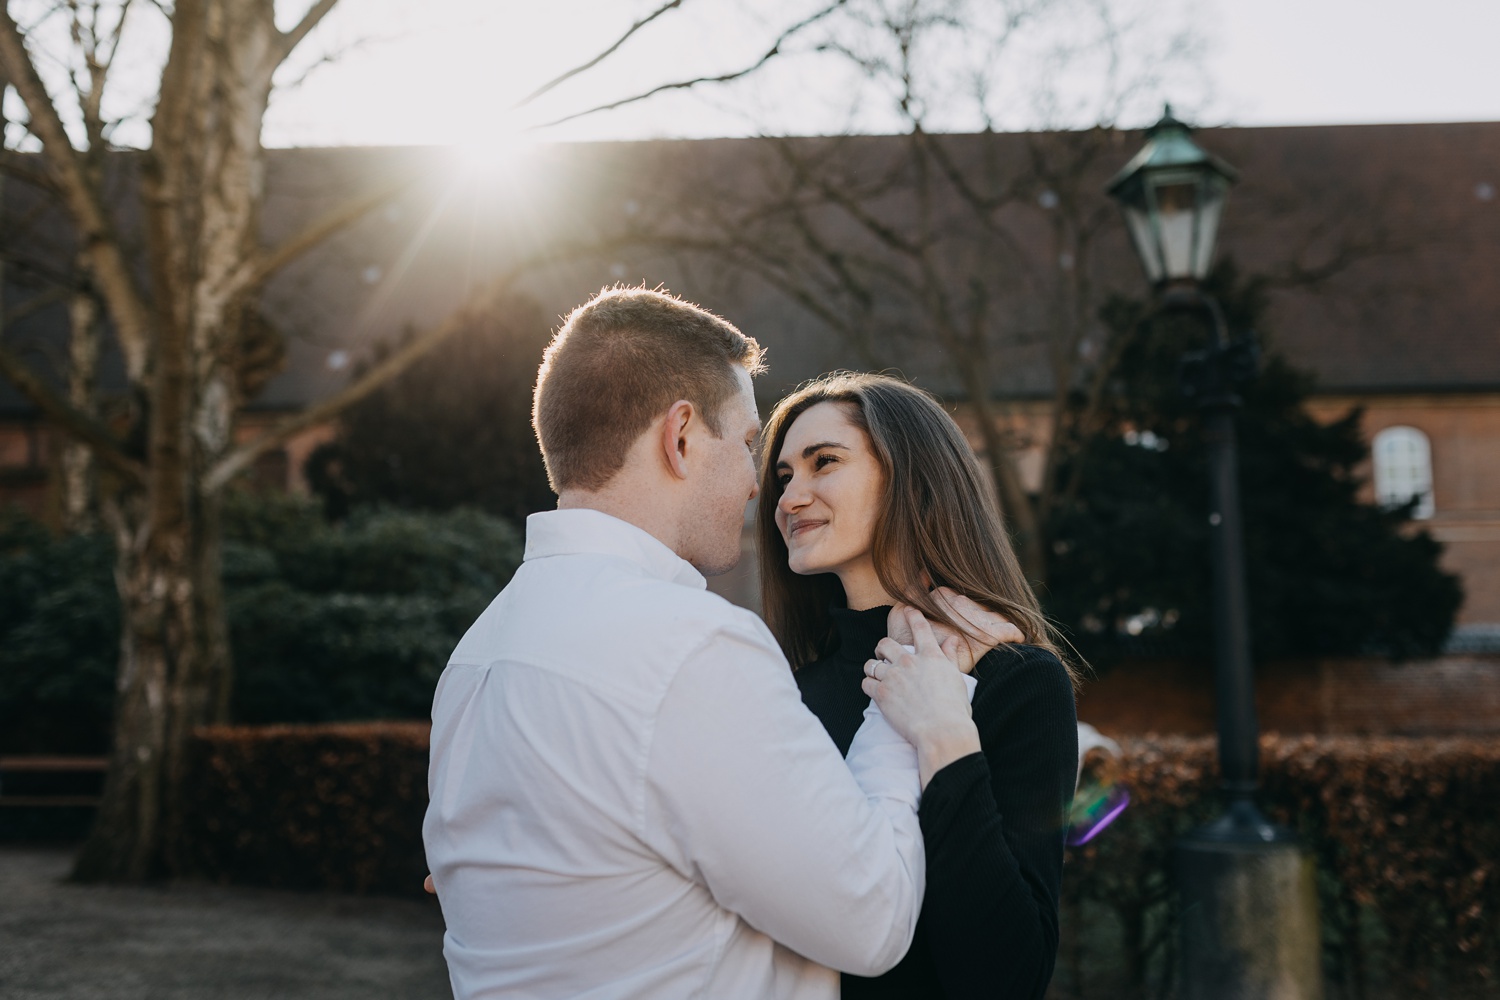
top-left (2, 121), bottom-right (1498, 418)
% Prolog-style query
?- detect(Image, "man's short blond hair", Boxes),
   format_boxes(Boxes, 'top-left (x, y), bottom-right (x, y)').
top-left (533, 287), bottom-right (766, 492)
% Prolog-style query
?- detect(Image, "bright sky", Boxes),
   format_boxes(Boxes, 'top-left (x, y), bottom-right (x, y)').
top-left (253, 0), bottom-right (1500, 148)
top-left (10, 0), bottom-right (1499, 150)
top-left (1208, 0), bottom-right (1500, 128)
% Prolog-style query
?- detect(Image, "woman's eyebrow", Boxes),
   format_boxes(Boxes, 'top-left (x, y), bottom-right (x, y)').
top-left (776, 441), bottom-right (849, 471)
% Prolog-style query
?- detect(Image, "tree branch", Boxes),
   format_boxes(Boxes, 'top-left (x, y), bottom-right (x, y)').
top-left (0, 340), bottom-right (144, 481)
top-left (278, 0), bottom-right (340, 62)
top-left (534, 0), bottom-right (849, 130)
top-left (0, 4), bottom-right (155, 381)
top-left (202, 274), bottom-right (516, 494)
top-left (4, 284), bottom-right (70, 326)
top-left (513, 0), bottom-right (687, 110)
top-left (246, 175), bottom-right (414, 289)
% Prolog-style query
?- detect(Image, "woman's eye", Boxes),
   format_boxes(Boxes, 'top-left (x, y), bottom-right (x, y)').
top-left (776, 473), bottom-right (792, 487)
top-left (814, 454), bottom-right (837, 470)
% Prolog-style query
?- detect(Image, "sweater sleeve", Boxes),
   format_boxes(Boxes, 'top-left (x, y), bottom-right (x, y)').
top-left (916, 647), bottom-right (1079, 1000)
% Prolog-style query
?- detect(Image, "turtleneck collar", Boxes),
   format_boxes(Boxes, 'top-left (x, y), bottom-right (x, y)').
top-left (828, 604), bottom-right (894, 662)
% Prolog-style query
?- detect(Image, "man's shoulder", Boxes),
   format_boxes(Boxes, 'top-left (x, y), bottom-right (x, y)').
top-left (451, 554), bottom-right (780, 676)
top-left (614, 576), bottom-right (781, 663)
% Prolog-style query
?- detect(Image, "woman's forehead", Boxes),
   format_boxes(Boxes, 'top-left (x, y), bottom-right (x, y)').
top-left (780, 401), bottom-right (865, 455)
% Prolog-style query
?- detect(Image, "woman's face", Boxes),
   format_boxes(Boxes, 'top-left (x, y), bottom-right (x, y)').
top-left (774, 402), bottom-right (886, 598)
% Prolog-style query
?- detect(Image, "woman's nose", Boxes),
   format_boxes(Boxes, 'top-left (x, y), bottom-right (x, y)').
top-left (777, 476), bottom-right (809, 513)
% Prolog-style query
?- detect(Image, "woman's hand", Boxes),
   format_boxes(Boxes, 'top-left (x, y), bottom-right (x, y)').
top-left (862, 608), bottom-right (982, 789)
top-left (886, 587), bottom-right (1024, 673)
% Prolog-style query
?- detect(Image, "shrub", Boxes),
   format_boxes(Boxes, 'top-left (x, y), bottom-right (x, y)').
top-left (176, 722), bottom-right (431, 895)
top-left (225, 499), bottom-right (523, 724)
top-left (0, 497), bottom-right (524, 753)
top-left (1047, 265), bottom-right (1461, 666)
top-left (175, 721), bottom-right (1498, 1000)
top-left (0, 512), bottom-right (119, 754)
top-left (304, 299), bottom-right (555, 523)
top-left (1061, 735), bottom-right (1500, 999)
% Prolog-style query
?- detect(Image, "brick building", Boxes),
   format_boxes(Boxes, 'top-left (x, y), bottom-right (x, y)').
top-left (2, 123), bottom-right (1498, 664)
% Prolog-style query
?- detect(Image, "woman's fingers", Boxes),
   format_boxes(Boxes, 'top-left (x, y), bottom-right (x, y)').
top-left (874, 635), bottom-right (907, 665)
top-left (861, 618), bottom-right (982, 787)
top-left (875, 617), bottom-right (956, 671)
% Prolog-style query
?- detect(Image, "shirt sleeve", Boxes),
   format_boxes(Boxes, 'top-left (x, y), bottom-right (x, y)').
top-left (916, 649), bottom-right (1079, 1000)
top-left (641, 623), bottom-right (925, 976)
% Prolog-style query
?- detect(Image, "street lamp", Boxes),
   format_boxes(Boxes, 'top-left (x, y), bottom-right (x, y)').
top-left (1107, 107), bottom-right (1324, 1000)
top-left (1107, 105), bottom-right (1237, 286)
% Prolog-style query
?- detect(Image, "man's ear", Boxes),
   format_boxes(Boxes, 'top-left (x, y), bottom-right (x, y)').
top-left (660, 399), bottom-right (696, 481)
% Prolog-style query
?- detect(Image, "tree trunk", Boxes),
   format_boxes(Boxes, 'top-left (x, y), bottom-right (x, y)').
top-left (74, 484), bottom-right (222, 880)
top-left (60, 274), bottom-right (100, 533)
top-left (73, 0), bottom-right (277, 881)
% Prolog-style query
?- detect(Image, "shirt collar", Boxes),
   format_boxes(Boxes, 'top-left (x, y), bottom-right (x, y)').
top-left (523, 508), bottom-right (707, 591)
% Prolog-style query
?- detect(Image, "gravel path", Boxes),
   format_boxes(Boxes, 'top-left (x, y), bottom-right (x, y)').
top-left (0, 846), bottom-right (451, 1000)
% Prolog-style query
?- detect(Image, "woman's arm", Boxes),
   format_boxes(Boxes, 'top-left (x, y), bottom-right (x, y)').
top-left (917, 647), bottom-right (1079, 1000)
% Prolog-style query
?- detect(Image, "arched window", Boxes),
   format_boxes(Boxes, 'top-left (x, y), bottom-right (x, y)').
top-left (1372, 426), bottom-right (1434, 520)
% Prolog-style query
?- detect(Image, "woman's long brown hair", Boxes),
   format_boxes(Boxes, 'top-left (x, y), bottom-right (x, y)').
top-left (758, 372), bottom-right (1079, 687)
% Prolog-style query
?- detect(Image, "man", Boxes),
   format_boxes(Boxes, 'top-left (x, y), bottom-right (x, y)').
top-left (422, 287), bottom-right (982, 999)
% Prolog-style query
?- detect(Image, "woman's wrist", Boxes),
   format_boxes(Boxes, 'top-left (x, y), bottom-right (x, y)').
top-left (915, 720), bottom-right (981, 790)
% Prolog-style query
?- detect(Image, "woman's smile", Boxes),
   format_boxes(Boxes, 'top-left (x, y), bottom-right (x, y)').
top-left (772, 401), bottom-right (889, 608)
top-left (787, 517), bottom-right (828, 541)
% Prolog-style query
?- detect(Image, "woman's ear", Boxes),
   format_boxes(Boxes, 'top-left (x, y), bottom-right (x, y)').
top-left (660, 399), bottom-right (695, 481)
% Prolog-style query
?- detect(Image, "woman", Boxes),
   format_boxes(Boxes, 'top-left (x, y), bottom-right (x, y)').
top-left (759, 372), bottom-right (1080, 1000)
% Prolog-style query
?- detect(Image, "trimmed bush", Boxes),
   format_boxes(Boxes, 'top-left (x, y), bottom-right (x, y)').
top-left (176, 722), bottom-right (431, 895)
top-left (177, 723), bottom-right (1498, 999)
top-left (224, 495), bottom-right (523, 724)
top-left (1062, 735), bottom-right (1500, 999)
top-left (0, 497), bottom-right (523, 753)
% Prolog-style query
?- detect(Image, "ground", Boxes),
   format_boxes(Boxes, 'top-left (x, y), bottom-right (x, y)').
top-left (0, 846), bottom-right (450, 1000)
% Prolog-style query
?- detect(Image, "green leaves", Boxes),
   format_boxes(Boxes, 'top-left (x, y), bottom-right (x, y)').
top-left (1046, 264), bottom-right (1462, 665)
top-left (0, 497), bottom-right (524, 752)
top-left (223, 497), bottom-right (523, 725)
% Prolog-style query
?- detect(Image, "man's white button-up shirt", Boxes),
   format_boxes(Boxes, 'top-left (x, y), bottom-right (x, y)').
top-left (423, 508), bottom-right (925, 1000)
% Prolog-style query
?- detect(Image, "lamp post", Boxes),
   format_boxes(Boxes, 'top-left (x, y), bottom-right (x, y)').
top-left (1107, 108), bottom-right (1323, 1000)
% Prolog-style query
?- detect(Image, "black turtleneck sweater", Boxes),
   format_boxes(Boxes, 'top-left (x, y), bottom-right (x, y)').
top-left (795, 606), bottom-right (1078, 1000)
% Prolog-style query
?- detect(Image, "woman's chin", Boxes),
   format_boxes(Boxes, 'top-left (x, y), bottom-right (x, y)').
top-left (786, 552), bottom-right (828, 577)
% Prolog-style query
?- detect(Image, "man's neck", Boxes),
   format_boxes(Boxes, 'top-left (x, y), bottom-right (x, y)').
top-left (556, 487), bottom-right (683, 559)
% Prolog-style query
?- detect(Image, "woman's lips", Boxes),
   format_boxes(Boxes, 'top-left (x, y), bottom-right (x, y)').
top-left (788, 519), bottom-right (827, 541)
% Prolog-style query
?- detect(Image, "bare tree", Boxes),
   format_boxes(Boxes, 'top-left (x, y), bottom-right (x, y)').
top-left (0, 0), bottom-right (830, 882)
top-left (621, 0), bottom-right (1199, 579)
top-left (636, 1), bottom-right (1417, 589)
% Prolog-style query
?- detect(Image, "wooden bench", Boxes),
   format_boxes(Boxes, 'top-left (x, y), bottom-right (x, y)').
top-left (0, 756), bottom-right (107, 807)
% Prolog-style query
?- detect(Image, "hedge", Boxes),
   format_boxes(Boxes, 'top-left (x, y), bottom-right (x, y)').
top-left (1061, 735), bottom-right (1499, 1000)
top-left (176, 722), bottom-right (431, 895)
top-left (177, 726), bottom-right (1498, 997)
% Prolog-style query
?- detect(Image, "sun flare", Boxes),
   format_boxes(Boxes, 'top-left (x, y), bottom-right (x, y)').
top-left (448, 128), bottom-right (540, 180)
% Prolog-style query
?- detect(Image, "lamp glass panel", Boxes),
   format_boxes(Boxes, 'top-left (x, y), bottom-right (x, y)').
top-left (1192, 193), bottom-right (1225, 279)
top-left (1152, 181), bottom-right (1198, 280)
top-left (1121, 202), bottom-right (1164, 283)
